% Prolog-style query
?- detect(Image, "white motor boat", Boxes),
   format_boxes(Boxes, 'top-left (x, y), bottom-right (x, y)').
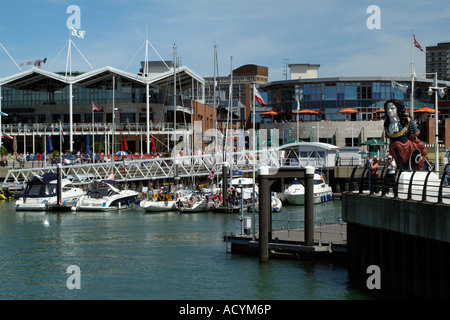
top-left (248, 194), bottom-right (282, 213)
top-left (140, 190), bottom-right (189, 212)
top-left (283, 172), bottom-right (333, 205)
top-left (271, 196), bottom-right (282, 212)
top-left (15, 173), bottom-right (84, 211)
top-left (76, 180), bottom-right (140, 211)
top-left (176, 193), bottom-right (212, 213)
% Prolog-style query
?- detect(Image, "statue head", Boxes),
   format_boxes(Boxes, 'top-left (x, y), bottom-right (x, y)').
top-left (384, 99), bottom-right (408, 128)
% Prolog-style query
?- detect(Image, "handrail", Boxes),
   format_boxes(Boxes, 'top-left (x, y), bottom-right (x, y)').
top-left (345, 165), bottom-right (450, 205)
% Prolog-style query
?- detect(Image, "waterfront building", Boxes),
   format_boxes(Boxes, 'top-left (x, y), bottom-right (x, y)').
top-left (204, 64), bottom-right (269, 130)
top-left (259, 64), bottom-right (450, 149)
top-left (0, 62), bottom-right (209, 156)
top-left (426, 42), bottom-right (450, 81)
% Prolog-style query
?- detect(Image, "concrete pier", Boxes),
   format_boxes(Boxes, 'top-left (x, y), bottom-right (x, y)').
top-left (342, 192), bottom-right (450, 299)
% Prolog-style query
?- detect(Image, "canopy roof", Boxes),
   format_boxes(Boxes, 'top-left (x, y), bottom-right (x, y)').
top-left (0, 65), bottom-right (204, 91)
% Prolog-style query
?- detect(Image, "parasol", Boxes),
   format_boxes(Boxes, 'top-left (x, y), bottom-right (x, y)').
top-left (339, 108), bottom-right (359, 114)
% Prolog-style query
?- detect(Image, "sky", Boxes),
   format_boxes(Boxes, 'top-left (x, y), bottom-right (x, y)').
top-left (1, 0), bottom-right (450, 82)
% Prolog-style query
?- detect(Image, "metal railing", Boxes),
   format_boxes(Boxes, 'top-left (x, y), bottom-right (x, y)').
top-left (1, 122), bottom-right (194, 136)
top-left (232, 202), bottom-right (345, 245)
top-left (347, 164), bottom-right (450, 204)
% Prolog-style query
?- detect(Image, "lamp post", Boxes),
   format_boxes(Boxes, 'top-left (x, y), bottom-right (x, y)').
top-left (346, 122), bottom-right (360, 147)
top-left (428, 72), bottom-right (446, 172)
top-left (312, 126), bottom-right (324, 143)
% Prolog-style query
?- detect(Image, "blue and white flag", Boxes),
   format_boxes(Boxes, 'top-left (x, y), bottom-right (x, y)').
top-left (71, 27), bottom-right (86, 39)
top-left (391, 80), bottom-right (408, 93)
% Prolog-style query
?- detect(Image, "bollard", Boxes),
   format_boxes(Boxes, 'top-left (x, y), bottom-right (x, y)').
top-left (304, 166), bottom-right (314, 246)
top-left (57, 163), bottom-right (62, 205)
top-left (222, 163), bottom-right (228, 207)
top-left (258, 165), bottom-right (271, 263)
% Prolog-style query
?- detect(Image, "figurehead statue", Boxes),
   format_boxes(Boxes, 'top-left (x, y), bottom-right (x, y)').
top-left (384, 99), bottom-right (430, 171)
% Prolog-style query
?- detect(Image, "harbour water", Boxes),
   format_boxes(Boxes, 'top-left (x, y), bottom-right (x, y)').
top-left (0, 199), bottom-right (373, 300)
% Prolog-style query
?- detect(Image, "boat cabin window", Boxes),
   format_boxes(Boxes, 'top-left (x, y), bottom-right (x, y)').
top-left (62, 184), bottom-right (75, 192)
top-left (24, 182), bottom-right (57, 197)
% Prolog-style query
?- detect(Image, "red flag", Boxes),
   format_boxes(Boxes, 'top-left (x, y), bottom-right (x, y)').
top-left (413, 33), bottom-right (425, 52)
top-left (122, 136), bottom-right (128, 151)
top-left (151, 136), bottom-right (156, 153)
top-left (254, 88), bottom-right (266, 106)
top-left (1, 132), bottom-right (13, 140)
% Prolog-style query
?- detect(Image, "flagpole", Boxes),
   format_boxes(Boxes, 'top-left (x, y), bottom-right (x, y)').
top-left (92, 105), bottom-right (95, 163)
top-left (252, 83), bottom-right (256, 240)
top-left (411, 30), bottom-right (414, 116)
top-left (59, 120), bottom-right (63, 164)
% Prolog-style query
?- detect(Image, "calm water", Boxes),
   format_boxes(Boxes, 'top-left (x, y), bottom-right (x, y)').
top-left (0, 199), bottom-right (372, 300)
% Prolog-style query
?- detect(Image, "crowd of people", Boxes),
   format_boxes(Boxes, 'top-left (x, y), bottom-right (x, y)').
top-left (364, 154), bottom-right (397, 194)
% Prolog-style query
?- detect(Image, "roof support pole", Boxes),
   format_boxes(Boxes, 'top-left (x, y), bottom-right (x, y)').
top-left (69, 82), bottom-right (73, 152)
top-left (146, 82), bottom-right (150, 153)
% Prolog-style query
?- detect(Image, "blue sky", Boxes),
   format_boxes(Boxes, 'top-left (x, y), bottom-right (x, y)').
top-left (0, 0), bottom-right (449, 81)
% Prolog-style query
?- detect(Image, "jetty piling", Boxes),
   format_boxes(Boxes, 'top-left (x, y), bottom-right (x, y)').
top-left (257, 166), bottom-right (315, 262)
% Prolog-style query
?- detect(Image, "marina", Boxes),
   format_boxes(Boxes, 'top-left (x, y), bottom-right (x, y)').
top-left (0, 199), bottom-right (373, 300)
top-left (1, 2), bottom-right (450, 302)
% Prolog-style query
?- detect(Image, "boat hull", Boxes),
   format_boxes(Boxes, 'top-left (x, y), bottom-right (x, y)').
top-left (77, 192), bottom-right (139, 211)
top-left (284, 189), bottom-right (333, 205)
top-left (15, 195), bottom-right (82, 211)
top-left (140, 200), bottom-right (177, 212)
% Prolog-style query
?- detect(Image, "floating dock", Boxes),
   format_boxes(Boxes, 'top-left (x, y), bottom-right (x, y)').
top-left (224, 223), bottom-right (347, 260)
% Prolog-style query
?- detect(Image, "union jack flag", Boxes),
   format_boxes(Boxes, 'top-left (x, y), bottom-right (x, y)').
top-left (92, 102), bottom-right (103, 112)
top-left (413, 33), bottom-right (425, 52)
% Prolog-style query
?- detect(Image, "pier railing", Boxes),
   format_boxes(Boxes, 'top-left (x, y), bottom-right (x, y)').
top-left (347, 164), bottom-right (450, 205)
top-left (232, 203), bottom-right (345, 244)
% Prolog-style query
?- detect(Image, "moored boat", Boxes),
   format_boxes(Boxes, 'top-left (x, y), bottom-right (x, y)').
top-left (140, 190), bottom-right (189, 212)
top-left (15, 173), bottom-right (84, 211)
top-left (283, 172), bottom-right (333, 205)
top-left (76, 180), bottom-right (140, 211)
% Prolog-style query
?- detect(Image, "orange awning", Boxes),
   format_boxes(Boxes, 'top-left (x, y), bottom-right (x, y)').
top-left (414, 107), bottom-right (441, 113)
top-left (339, 108), bottom-right (359, 114)
top-left (293, 109), bottom-right (321, 115)
top-left (260, 110), bottom-right (282, 116)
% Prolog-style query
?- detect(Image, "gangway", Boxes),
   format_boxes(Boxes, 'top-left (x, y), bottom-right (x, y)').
top-left (2, 142), bottom-right (338, 193)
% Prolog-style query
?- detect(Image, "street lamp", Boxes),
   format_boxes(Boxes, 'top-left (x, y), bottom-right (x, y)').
top-left (312, 126), bottom-right (324, 143)
top-left (428, 72), bottom-right (446, 172)
top-left (346, 122), bottom-right (360, 147)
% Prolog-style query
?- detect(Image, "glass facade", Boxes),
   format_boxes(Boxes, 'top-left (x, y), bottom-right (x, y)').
top-left (263, 79), bottom-right (442, 121)
top-left (0, 81), bottom-right (161, 107)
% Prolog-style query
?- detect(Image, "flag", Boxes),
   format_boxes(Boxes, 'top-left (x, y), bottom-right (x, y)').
top-left (48, 135), bottom-right (54, 152)
top-left (254, 88), bottom-right (266, 106)
top-left (60, 129), bottom-right (65, 143)
top-left (413, 33), bottom-right (425, 52)
top-left (92, 102), bottom-right (103, 112)
top-left (1, 132), bottom-right (13, 140)
top-left (391, 79), bottom-right (408, 93)
top-left (86, 135), bottom-right (91, 154)
top-left (122, 136), bottom-right (128, 151)
top-left (71, 27), bottom-right (86, 39)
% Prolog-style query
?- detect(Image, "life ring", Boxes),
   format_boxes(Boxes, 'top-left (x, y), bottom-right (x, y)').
top-left (153, 193), bottom-right (158, 200)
